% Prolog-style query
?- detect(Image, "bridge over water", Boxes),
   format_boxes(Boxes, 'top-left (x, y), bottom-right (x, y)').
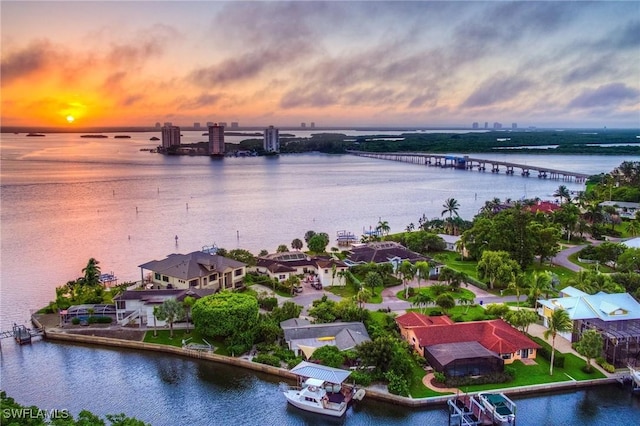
top-left (348, 151), bottom-right (590, 183)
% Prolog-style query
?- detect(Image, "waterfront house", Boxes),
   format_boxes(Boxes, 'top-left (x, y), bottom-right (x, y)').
top-left (345, 241), bottom-right (442, 277)
top-left (280, 318), bottom-right (370, 359)
top-left (437, 234), bottom-right (460, 252)
top-left (599, 201), bottom-right (639, 220)
top-left (254, 252), bottom-right (348, 287)
top-left (114, 288), bottom-right (213, 326)
top-left (138, 251), bottom-right (247, 291)
top-left (538, 286), bottom-right (640, 367)
top-left (396, 312), bottom-right (540, 376)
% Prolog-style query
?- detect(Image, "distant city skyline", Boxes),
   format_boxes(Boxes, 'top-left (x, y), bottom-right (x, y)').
top-left (1, 1), bottom-right (639, 129)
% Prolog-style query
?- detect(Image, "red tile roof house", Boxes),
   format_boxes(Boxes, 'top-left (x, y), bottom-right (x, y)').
top-left (254, 252), bottom-right (348, 288)
top-left (396, 312), bottom-right (541, 377)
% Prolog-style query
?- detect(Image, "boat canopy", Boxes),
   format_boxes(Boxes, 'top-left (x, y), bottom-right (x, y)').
top-left (304, 378), bottom-right (325, 388)
top-left (290, 361), bottom-right (351, 385)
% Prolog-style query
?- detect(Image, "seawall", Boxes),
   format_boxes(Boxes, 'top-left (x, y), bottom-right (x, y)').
top-left (32, 315), bottom-right (619, 408)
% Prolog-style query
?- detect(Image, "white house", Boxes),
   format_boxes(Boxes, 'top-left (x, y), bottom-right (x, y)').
top-left (254, 252), bottom-right (348, 287)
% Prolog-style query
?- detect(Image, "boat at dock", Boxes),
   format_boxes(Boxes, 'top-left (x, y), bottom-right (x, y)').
top-left (629, 365), bottom-right (640, 394)
top-left (477, 392), bottom-right (516, 426)
top-left (281, 361), bottom-right (365, 417)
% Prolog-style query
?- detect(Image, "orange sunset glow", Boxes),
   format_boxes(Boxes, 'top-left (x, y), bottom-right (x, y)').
top-left (1, 1), bottom-right (639, 128)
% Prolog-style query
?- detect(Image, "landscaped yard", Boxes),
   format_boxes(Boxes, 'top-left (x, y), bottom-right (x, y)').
top-left (436, 251), bottom-right (481, 281)
top-left (326, 285), bottom-right (383, 303)
top-left (407, 305), bottom-right (491, 322)
top-left (143, 329), bottom-right (230, 355)
top-left (463, 354), bottom-right (605, 392)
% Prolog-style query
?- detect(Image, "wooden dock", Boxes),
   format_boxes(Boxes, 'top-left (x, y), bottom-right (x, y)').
top-left (0, 323), bottom-right (44, 345)
top-left (349, 151), bottom-right (590, 183)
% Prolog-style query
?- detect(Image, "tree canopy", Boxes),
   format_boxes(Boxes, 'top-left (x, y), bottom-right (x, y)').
top-left (192, 292), bottom-right (259, 338)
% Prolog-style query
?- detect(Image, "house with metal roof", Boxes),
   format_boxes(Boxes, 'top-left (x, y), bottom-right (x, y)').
top-left (281, 319), bottom-right (371, 359)
top-left (254, 252), bottom-right (348, 287)
top-left (538, 286), bottom-right (640, 367)
top-left (396, 312), bottom-right (540, 376)
top-left (138, 251), bottom-right (246, 291)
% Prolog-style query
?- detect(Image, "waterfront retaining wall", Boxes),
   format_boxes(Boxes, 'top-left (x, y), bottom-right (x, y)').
top-left (33, 315), bottom-right (619, 408)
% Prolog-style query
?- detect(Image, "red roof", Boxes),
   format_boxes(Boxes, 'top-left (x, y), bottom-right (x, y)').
top-left (529, 201), bottom-right (561, 214)
top-left (398, 313), bottom-right (540, 354)
top-left (396, 312), bottom-right (453, 328)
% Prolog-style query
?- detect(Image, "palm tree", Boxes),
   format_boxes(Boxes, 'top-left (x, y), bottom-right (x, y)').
top-left (156, 299), bottom-right (185, 339)
top-left (414, 261), bottom-right (430, 290)
top-left (152, 306), bottom-right (160, 338)
top-left (627, 220), bottom-right (640, 237)
top-left (398, 260), bottom-right (416, 299)
top-left (554, 185), bottom-right (571, 204)
top-left (441, 198), bottom-right (460, 219)
top-left (182, 295), bottom-right (196, 334)
top-left (413, 292), bottom-right (433, 314)
top-left (528, 271), bottom-right (553, 307)
top-left (508, 273), bottom-right (529, 309)
top-left (82, 258), bottom-right (101, 286)
top-left (355, 288), bottom-right (371, 309)
top-left (376, 219), bottom-right (390, 236)
top-left (543, 308), bottom-right (573, 375)
top-left (406, 222), bottom-right (415, 232)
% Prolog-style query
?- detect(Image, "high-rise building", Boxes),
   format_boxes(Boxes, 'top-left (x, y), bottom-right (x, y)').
top-left (310, 122), bottom-right (315, 128)
top-left (264, 125), bottom-right (280, 153)
top-left (484, 122), bottom-right (488, 129)
top-left (194, 122), bottom-right (201, 129)
top-left (493, 122), bottom-right (502, 129)
top-left (472, 122), bottom-right (479, 129)
top-left (230, 122), bottom-right (239, 129)
top-left (206, 121), bottom-right (214, 127)
top-left (512, 123), bottom-right (518, 129)
top-left (301, 122), bottom-right (306, 128)
top-left (155, 122), bottom-right (161, 128)
top-left (218, 122), bottom-right (227, 128)
top-left (208, 123), bottom-right (225, 156)
top-left (161, 124), bottom-right (181, 149)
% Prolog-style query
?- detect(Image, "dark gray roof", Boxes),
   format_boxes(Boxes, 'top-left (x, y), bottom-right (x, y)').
top-left (280, 318), bottom-right (312, 328)
top-left (114, 288), bottom-right (214, 302)
top-left (426, 341), bottom-right (501, 367)
top-left (139, 251), bottom-right (245, 280)
top-left (346, 241), bottom-right (427, 264)
top-left (289, 361), bottom-right (351, 384)
top-left (282, 321), bottom-right (370, 343)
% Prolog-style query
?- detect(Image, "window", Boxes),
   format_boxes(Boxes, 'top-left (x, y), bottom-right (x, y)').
top-left (189, 279), bottom-right (198, 287)
top-left (234, 269), bottom-right (242, 277)
top-left (154, 273), bottom-right (160, 280)
top-left (209, 274), bottom-right (217, 281)
top-left (162, 276), bottom-right (169, 282)
top-left (115, 300), bottom-right (125, 310)
top-left (279, 274), bottom-right (286, 280)
top-left (502, 353), bottom-right (512, 360)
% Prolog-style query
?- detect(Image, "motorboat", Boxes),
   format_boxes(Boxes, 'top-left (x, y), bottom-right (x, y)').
top-left (476, 392), bottom-right (516, 426)
top-left (282, 361), bottom-right (365, 417)
top-left (629, 365), bottom-right (640, 394)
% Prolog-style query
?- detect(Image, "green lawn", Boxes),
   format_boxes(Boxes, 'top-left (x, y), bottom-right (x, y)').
top-left (463, 354), bottom-right (605, 392)
top-left (326, 285), bottom-right (383, 303)
top-left (407, 305), bottom-right (491, 322)
top-left (143, 328), bottom-right (230, 355)
top-left (401, 287), bottom-right (476, 302)
top-left (437, 251), bottom-right (481, 280)
top-left (567, 252), bottom-right (614, 273)
top-left (408, 363), bottom-right (452, 398)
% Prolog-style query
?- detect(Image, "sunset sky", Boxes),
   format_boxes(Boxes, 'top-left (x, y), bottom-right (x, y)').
top-left (2, 1), bottom-right (639, 128)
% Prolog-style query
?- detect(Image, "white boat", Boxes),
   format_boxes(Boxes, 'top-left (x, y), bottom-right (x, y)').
top-left (282, 361), bottom-right (365, 417)
top-left (476, 392), bottom-right (516, 426)
top-left (629, 365), bottom-right (640, 393)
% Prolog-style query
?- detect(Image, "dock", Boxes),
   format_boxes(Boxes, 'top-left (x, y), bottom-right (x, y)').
top-left (337, 230), bottom-right (357, 246)
top-left (0, 323), bottom-right (44, 345)
top-left (349, 151), bottom-right (590, 183)
top-left (447, 394), bottom-right (515, 426)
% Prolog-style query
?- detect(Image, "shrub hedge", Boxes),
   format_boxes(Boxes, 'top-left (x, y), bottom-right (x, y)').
top-left (530, 335), bottom-right (565, 368)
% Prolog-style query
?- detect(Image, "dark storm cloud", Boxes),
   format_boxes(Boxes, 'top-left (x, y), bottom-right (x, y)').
top-left (462, 74), bottom-right (533, 108)
top-left (568, 83), bottom-right (639, 109)
top-left (121, 94), bottom-right (143, 107)
top-left (0, 40), bottom-right (53, 84)
top-left (562, 57), bottom-right (614, 84)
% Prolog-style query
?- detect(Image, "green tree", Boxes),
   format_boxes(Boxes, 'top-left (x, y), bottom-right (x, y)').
top-left (227, 248), bottom-right (256, 266)
top-left (477, 250), bottom-right (520, 290)
top-left (192, 292), bottom-right (258, 338)
top-left (398, 260), bottom-right (416, 299)
top-left (182, 295), bottom-right (196, 334)
top-left (505, 309), bottom-right (538, 333)
top-left (376, 219), bottom-right (391, 236)
top-left (155, 298), bottom-right (185, 339)
top-left (435, 293), bottom-right (455, 315)
top-left (304, 230), bottom-right (317, 245)
top-left (441, 197), bottom-right (460, 219)
top-left (554, 185), bottom-right (572, 204)
top-left (291, 238), bottom-right (303, 251)
top-left (618, 248), bottom-right (640, 272)
top-left (508, 273), bottom-right (529, 309)
top-left (414, 260), bottom-right (430, 289)
top-left (363, 271), bottom-right (383, 296)
top-left (355, 288), bottom-right (371, 309)
top-left (543, 308), bottom-right (573, 375)
top-left (575, 329), bottom-right (603, 372)
top-left (412, 291), bottom-right (433, 314)
top-left (276, 244), bottom-right (289, 253)
top-left (528, 271), bottom-right (554, 306)
top-left (529, 222), bottom-right (561, 263)
top-left (82, 258), bottom-right (101, 286)
top-left (152, 306), bottom-right (160, 337)
top-left (308, 233), bottom-right (329, 253)
top-left (312, 345), bottom-right (345, 368)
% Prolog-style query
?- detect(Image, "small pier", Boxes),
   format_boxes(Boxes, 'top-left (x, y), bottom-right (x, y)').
top-left (0, 323), bottom-right (44, 345)
top-left (447, 394), bottom-right (515, 426)
top-left (337, 230), bottom-right (357, 246)
top-left (349, 151), bottom-right (590, 183)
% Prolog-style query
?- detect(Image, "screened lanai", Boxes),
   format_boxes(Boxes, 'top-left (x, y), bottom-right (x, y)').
top-left (577, 318), bottom-right (640, 367)
top-left (425, 341), bottom-right (504, 377)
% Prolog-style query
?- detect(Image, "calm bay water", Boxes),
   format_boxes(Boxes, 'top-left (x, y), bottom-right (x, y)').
top-left (1, 131), bottom-right (638, 424)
